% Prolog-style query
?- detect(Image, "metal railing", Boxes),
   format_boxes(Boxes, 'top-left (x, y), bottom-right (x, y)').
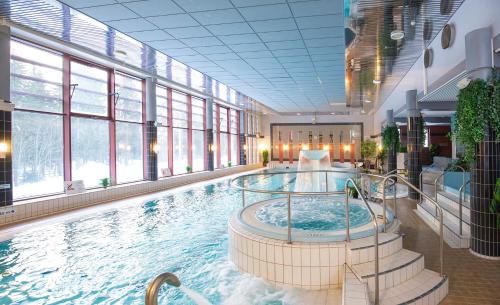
top-left (145, 272), bottom-right (181, 305)
top-left (345, 178), bottom-right (380, 305)
top-left (458, 180), bottom-right (471, 235)
top-left (385, 168), bottom-right (407, 176)
top-left (360, 173), bottom-right (397, 222)
top-left (382, 174), bottom-right (445, 277)
top-left (433, 166), bottom-right (466, 203)
top-left (231, 169), bottom-right (351, 243)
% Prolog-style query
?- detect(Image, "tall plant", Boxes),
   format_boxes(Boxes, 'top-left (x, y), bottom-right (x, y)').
top-left (381, 126), bottom-right (400, 151)
top-left (361, 140), bottom-right (377, 160)
top-left (454, 70), bottom-right (500, 163)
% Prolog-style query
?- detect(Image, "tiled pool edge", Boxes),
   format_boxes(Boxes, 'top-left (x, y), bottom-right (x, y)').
top-left (0, 164), bottom-right (262, 227)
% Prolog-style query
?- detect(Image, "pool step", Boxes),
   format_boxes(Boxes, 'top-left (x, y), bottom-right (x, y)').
top-left (352, 249), bottom-right (424, 291)
top-left (416, 197), bottom-right (470, 248)
top-left (347, 233), bottom-right (403, 265)
top-left (342, 265), bottom-right (370, 305)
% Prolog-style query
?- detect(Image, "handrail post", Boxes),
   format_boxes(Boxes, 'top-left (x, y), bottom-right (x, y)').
top-left (325, 171), bottom-right (328, 192)
top-left (287, 193), bottom-right (292, 244)
top-left (458, 186), bottom-right (463, 236)
top-left (145, 272), bottom-right (181, 305)
top-left (345, 191), bottom-right (350, 242)
top-left (393, 181), bottom-right (397, 218)
top-left (374, 219), bottom-right (379, 305)
top-left (242, 189), bottom-right (245, 208)
top-left (382, 183), bottom-right (387, 232)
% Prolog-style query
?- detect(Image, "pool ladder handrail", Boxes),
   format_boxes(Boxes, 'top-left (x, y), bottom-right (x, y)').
top-left (458, 179), bottom-right (471, 236)
top-left (382, 174), bottom-right (445, 277)
top-left (344, 178), bottom-right (380, 305)
top-left (145, 272), bottom-right (181, 305)
top-left (359, 173), bottom-right (397, 208)
top-left (433, 165), bottom-right (466, 204)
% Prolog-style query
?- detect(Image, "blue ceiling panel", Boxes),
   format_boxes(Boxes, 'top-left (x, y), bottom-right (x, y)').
top-left (123, 0), bottom-right (183, 17)
top-left (24, 0), bottom-right (347, 112)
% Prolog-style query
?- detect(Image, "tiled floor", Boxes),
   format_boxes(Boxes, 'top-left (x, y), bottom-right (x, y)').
top-left (388, 197), bottom-right (500, 305)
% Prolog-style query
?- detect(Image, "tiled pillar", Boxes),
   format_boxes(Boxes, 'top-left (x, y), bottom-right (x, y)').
top-left (239, 111), bottom-right (246, 165)
top-left (406, 90), bottom-right (422, 200)
top-left (386, 109), bottom-right (397, 174)
top-left (0, 25), bottom-right (13, 206)
top-left (145, 77), bottom-right (157, 181)
top-left (465, 27), bottom-right (500, 258)
top-left (206, 98), bottom-right (214, 171)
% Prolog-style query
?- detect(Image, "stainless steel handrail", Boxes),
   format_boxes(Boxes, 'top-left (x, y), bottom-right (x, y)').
top-left (433, 165), bottom-right (466, 203)
top-left (360, 173), bottom-right (397, 223)
top-left (382, 174), bottom-right (445, 277)
top-left (345, 178), bottom-right (379, 305)
top-left (458, 180), bottom-right (471, 236)
top-left (386, 168), bottom-right (406, 176)
top-left (145, 272), bottom-right (181, 305)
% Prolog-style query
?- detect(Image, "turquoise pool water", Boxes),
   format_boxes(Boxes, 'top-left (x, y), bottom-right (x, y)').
top-left (255, 198), bottom-right (372, 231)
top-left (0, 170), bottom-right (366, 304)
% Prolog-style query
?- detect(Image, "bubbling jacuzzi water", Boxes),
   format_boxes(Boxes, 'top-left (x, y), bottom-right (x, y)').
top-left (254, 197), bottom-right (372, 231)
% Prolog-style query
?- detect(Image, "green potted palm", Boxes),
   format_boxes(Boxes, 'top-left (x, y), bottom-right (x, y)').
top-left (262, 150), bottom-right (269, 167)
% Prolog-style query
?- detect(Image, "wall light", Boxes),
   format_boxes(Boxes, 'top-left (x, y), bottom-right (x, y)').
top-left (152, 143), bottom-right (160, 154)
top-left (323, 144), bottom-right (330, 151)
top-left (283, 144), bottom-right (289, 151)
top-left (0, 142), bottom-right (8, 158)
top-left (344, 144), bottom-right (350, 152)
top-left (210, 144), bottom-right (217, 152)
top-left (377, 144), bottom-right (383, 151)
top-left (243, 144), bottom-right (248, 150)
top-left (302, 144), bottom-right (309, 151)
top-left (258, 143), bottom-right (268, 151)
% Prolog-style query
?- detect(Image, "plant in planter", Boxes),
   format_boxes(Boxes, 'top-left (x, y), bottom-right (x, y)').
top-left (489, 178), bottom-right (500, 228)
top-left (376, 148), bottom-right (386, 174)
top-left (262, 150), bottom-right (269, 166)
top-left (381, 126), bottom-right (400, 151)
top-left (186, 165), bottom-right (192, 173)
top-left (429, 143), bottom-right (440, 159)
top-left (361, 140), bottom-right (377, 169)
top-left (453, 70), bottom-right (500, 163)
top-left (228, 161), bottom-right (232, 167)
top-left (100, 178), bottom-right (110, 189)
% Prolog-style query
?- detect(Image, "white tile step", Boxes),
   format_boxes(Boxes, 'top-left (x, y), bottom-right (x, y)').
top-left (371, 269), bottom-right (449, 305)
top-left (351, 249), bottom-right (425, 290)
top-left (420, 200), bottom-right (470, 236)
top-left (347, 233), bottom-right (403, 265)
top-left (343, 265), bottom-right (370, 305)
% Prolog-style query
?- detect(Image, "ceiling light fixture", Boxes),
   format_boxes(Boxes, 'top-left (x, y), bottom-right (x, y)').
top-left (296, 113), bottom-right (301, 116)
top-left (365, 100), bottom-right (373, 104)
top-left (330, 112), bottom-right (335, 115)
top-left (373, 79), bottom-right (381, 85)
top-left (390, 30), bottom-right (405, 40)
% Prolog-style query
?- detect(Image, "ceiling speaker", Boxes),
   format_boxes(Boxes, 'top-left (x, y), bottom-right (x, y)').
top-left (441, 24), bottom-right (454, 49)
top-left (424, 48), bottom-right (433, 68)
top-left (423, 20), bottom-right (433, 41)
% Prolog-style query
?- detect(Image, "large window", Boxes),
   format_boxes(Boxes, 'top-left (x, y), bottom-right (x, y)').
top-left (11, 40), bottom-right (64, 199)
top-left (70, 61), bottom-right (108, 116)
top-left (156, 85), bottom-right (169, 177)
top-left (219, 108), bottom-right (229, 167)
top-left (230, 109), bottom-right (239, 166)
top-left (192, 97), bottom-right (205, 172)
top-left (172, 91), bottom-right (188, 174)
top-left (115, 73), bottom-right (144, 183)
top-left (71, 117), bottom-right (110, 187)
top-left (213, 106), bottom-right (219, 169)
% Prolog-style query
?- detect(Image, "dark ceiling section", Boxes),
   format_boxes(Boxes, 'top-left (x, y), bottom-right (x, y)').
top-left (346, 0), bottom-right (464, 113)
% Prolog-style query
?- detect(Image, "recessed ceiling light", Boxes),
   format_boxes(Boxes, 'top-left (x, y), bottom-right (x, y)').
top-left (296, 113), bottom-right (301, 116)
top-left (373, 79), bottom-right (381, 85)
top-left (330, 112), bottom-right (335, 115)
top-left (365, 100), bottom-right (373, 103)
top-left (390, 30), bottom-right (405, 40)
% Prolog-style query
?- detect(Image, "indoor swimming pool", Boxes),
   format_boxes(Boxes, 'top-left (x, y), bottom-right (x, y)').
top-left (0, 170), bottom-right (375, 305)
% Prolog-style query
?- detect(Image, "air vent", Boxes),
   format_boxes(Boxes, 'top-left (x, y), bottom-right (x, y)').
top-left (440, 0), bottom-right (453, 15)
top-left (441, 24), bottom-right (454, 49)
top-left (424, 48), bottom-right (433, 68)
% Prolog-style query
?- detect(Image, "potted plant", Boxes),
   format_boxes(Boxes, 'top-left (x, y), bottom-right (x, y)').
top-left (228, 161), bottom-right (232, 167)
top-left (429, 143), bottom-right (440, 160)
top-left (262, 149), bottom-right (269, 167)
top-left (100, 178), bottom-right (110, 189)
top-left (186, 165), bottom-right (192, 173)
top-left (376, 148), bottom-right (386, 174)
top-left (360, 140), bottom-right (377, 169)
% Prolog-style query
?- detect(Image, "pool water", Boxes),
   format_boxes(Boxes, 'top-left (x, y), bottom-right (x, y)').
top-left (0, 178), bottom-right (311, 305)
top-left (255, 198), bottom-right (372, 231)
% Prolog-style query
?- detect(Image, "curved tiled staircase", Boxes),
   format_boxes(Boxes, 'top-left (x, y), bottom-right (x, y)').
top-left (342, 232), bottom-right (449, 305)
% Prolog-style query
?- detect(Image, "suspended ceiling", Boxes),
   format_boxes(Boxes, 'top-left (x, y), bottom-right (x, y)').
top-left (1, 0), bottom-right (347, 113)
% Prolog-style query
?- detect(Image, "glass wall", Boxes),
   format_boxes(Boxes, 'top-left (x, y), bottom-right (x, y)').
top-left (156, 85), bottom-right (169, 177)
top-left (230, 109), bottom-right (239, 166)
top-left (11, 40), bottom-right (64, 199)
top-left (191, 97), bottom-right (205, 172)
top-left (172, 91), bottom-right (188, 174)
top-left (219, 107), bottom-right (229, 167)
top-left (213, 106), bottom-right (219, 169)
top-left (115, 73), bottom-right (144, 183)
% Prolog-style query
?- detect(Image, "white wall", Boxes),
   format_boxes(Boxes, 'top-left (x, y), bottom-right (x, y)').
top-left (373, 0), bottom-right (500, 133)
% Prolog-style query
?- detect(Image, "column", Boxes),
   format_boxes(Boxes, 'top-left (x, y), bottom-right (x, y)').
top-left (239, 110), bottom-right (246, 165)
top-left (465, 27), bottom-right (500, 258)
top-left (206, 98), bottom-right (214, 171)
top-left (386, 109), bottom-right (397, 173)
top-left (0, 25), bottom-right (13, 206)
top-left (145, 77), bottom-right (158, 181)
top-left (406, 90), bottom-right (422, 200)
